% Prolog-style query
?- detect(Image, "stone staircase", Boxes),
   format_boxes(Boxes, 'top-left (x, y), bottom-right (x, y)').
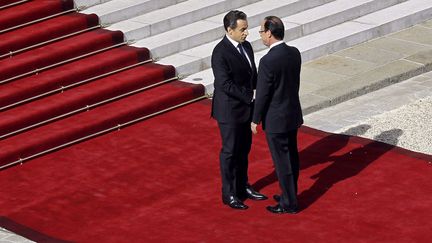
top-left (80, 0), bottom-right (432, 94)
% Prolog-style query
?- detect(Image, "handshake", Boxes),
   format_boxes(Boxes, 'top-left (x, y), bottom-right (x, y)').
top-left (250, 122), bottom-right (258, 134)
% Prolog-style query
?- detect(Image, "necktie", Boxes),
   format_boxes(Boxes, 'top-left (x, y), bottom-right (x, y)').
top-left (237, 43), bottom-right (250, 65)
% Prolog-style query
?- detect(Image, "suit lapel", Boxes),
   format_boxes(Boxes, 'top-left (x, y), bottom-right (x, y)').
top-left (243, 43), bottom-right (255, 70)
top-left (223, 36), bottom-right (251, 69)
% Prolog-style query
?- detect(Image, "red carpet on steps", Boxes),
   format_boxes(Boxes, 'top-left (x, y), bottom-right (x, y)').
top-left (0, 46), bottom-right (150, 109)
top-left (0, 0), bottom-right (207, 170)
top-left (0, 29), bottom-right (125, 82)
top-left (0, 63), bottom-right (175, 137)
top-left (0, 0), bottom-right (23, 8)
top-left (0, 0), bottom-right (74, 31)
top-left (0, 80), bottom-right (204, 167)
top-left (0, 13), bottom-right (100, 57)
top-left (1, 100), bottom-right (431, 242)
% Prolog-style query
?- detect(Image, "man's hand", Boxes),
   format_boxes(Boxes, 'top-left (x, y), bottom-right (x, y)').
top-left (251, 122), bottom-right (258, 134)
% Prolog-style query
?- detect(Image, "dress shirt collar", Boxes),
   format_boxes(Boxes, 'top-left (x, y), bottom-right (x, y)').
top-left (269, 40), bottom-right (284, 50)
top-left (225, 34), bottom-right (252, 67)
top-left (226, 34), bottom-right (240, 48)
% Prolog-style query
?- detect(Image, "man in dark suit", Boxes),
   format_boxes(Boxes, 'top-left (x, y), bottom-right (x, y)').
top-left (211, 10), bottom-right (267, 210)
top-left (251, 16), bottom-right (303, 214)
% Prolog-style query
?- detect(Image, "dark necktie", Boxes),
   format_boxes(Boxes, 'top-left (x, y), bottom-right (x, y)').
top-left (237, 43), bottom-right (250, 65)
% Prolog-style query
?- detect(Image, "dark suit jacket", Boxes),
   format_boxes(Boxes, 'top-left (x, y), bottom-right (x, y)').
top-left (252, 43), bottom-right (303, 133)
top-left (211, 36), bottom-right (257, 124)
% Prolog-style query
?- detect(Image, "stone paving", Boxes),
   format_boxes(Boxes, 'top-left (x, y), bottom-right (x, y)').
top-left (304, 71), bottom-right (432, 155)
top-left (300, 19), bottom-right (432, 115)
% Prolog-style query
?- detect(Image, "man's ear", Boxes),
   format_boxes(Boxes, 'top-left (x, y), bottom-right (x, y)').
top-left (266, 31), bottom-right (272, 39)
top-left (227, 27), bottom-right (234, 36)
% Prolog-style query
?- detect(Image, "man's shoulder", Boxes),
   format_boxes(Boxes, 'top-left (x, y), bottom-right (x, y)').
top-left (261, 44), bottom-right (297, 63)
top-left (213, 38), bottom-right (229, 53)
top-left (259, 52), bottom-right (274, 68)
top-left (285, 44), bottom-right (300, 54)
top-left (273, 43), bottom-right (301, 59)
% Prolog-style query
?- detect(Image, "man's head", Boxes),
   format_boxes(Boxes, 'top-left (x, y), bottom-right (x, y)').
top-left (259, 16), bottom-right (284, 47)
top-left (223, 10), bottom-right (248, 43)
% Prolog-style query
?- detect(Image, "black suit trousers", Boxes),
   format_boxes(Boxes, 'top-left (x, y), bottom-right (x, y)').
top-left (218, 122), bottom-right (252, 199)
top-left (266, 129), bottom-right (300, 209)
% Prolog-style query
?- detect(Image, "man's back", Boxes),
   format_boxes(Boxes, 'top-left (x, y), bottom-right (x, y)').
top-left (255, 43), bottom-right (303, 133)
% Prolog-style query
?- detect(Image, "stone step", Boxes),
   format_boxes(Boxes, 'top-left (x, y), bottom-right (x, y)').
top-left (286, 0), bottom-right (432, 63)
top-left (75, 0), bottom-right (112, 9)
top-left (104, 0), bottom-right (261, 41)
top-left (183, 14), bottom-right (432, 116)
top-left (161, 0), bottom-right (405, 76)
top-left (135, 0), bottom-right (335, 59)
top-left (81, 0), bottom-right (187, 25)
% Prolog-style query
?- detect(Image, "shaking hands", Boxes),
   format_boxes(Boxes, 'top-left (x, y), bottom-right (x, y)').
top-left (251, 122), bottom-right (258, 134)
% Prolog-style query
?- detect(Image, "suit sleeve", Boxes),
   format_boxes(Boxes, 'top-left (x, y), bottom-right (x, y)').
top-left (211, 49), bottom-right (253, 104)
top-left (252, 58), bottom-right (273, 124)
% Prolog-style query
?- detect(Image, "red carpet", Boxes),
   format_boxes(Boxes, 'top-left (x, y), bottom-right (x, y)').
top-left (1, 1), bottom-right (430, 241)
top-left (1, 100), bottom-right (431, 242)
top-left (0, 0), bottom-right (205, 169)
top-left (0, 13), bottom-right (99, 57)
top-left (0, 46), bottom-right (150, 109)
top-left (0, 80), bottom-right (204, 167)
top-left (0, 29), bottom-right (125, 82)
top-left (0, 0), bottom-right (74, 31)
top-left (0, 63), bottom-right (175, 137)
top-left (0, 0), bottom-right (24, 7)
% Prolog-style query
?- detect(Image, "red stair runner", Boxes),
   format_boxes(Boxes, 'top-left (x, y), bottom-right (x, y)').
top-left (0, 0), bottom-right (205, 169)
top-left (0, 13), bottom-right (100, 57)
top-left (0, 0), bottom-right (27, 8)
top-left (0, 0), bottom-right (75, 31)
top-left (0, 46), bottom-right (150, 109)
top-left (0, 29), bottom-right (125, 82)
top-left (0, 63), bottom-right (176, 138)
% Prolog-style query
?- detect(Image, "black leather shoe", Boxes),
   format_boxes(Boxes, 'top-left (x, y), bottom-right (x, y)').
top-left (245, 185), bottom-right (268, 201)
top-left (223, 196), bottom-right (248, 210)
top-left (273, 194), bottom-right (280, 202)
top-left (266, 204), bottom-right (298, 214)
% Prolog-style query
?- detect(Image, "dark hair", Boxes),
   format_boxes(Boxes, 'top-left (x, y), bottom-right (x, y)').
top-left (263, 16), bottom-right (284, 40)
top-left (223, 10), bottom-right (247, 31)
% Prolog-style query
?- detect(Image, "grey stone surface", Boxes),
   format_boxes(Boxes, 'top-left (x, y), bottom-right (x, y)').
top-left (344, 96), bottom-right (432, 154)
top-left (299, 93), bottom-right (330, 114)
top-left (0, 228), bottom-right (33, 243)
top-left (299, 26), bottom-right (432, 114)
top-left (82, 0), bottom-right (188, 24)
top-left (138, 0), bottom-right (339, 59)
top-left (304, 72), bottom-right (432, 155)
top-left (304, 55), bottom-right (377, 76)
top-left (334, 45), bottom-right (405, 65)
top-left (172, 0), bottom-right (417, 77)
top-left (301, 67), bottom-right (348, 85)
top-left (420, 19), bottom-right (432, 28)
top-left (365, 36), bottom-right (430, 56)
top-left (405, 49), bottom-right (432, 65)
top-left (389, 25), bottom-right (432, 46)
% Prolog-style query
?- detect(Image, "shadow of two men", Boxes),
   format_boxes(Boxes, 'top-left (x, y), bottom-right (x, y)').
top-left (252, 125), bottom-right (403, 210)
